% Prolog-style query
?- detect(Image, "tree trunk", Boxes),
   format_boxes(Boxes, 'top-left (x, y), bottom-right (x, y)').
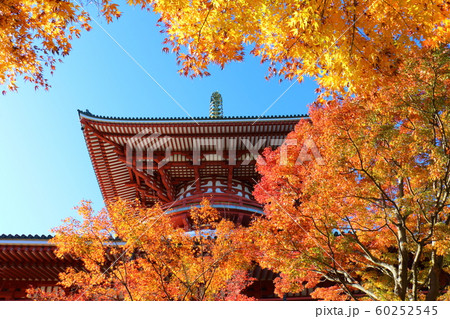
top-left (396, 227), bottom-right (409, 300)
top-left (426, 252), bottom-right (443, 301)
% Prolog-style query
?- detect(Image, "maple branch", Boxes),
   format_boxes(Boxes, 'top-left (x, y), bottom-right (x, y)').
top-left (319, 0), bottom-right (329, 22)
top-left (404, 177), bottom-right (432, 225)
top-left (317, 269), bottom-right (379, 301)
top-left (120, 256), bottom-right (134, 301)
top-left (197, 234), bottom-right (213, 300)
top-left (110, 260), bottom-right (134, 301)
top-left (346, 130), bottom-right (401, 215)
top-left (322, 226), bottom-right (360, 301)
top-left (147, 258), bottom-right (174, 300)
top-left (341, 192), bottom-right (388, 209)
top-left (197, 7), bottom-right (213, 43)
top-left (348, 0), bottom-right (357, 60)
top-left (285, 36), bottom-right (303, 55)
top-left (181, 248), bottom-right (235, 300)
top-left (200, 262), bottom-right (218, 300)
top-left (344, 216), bottom-right (397, 279)
top-left (380, 0), bottom-right (411, 30)
top-left (338, 212), bottom-right (388, 233)
top-left (137, 239), bottom-right (193, 298)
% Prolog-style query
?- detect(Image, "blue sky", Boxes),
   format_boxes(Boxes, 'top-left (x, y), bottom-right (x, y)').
top-left (0, 3), bottom-right (317, 235)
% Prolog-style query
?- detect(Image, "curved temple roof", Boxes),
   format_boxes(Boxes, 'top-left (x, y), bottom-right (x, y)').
top-left (78, 109), bottom-right (308, 123)
top-left (0, 234), bottom-right (53, 245)
top-left (78, 110), bottom-right (307, 206)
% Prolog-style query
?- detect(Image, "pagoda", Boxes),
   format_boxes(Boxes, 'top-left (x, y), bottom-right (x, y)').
top-left (78, 93), bottom-right (305, 230)
top-left (0, 93), bottom-right (310, 300)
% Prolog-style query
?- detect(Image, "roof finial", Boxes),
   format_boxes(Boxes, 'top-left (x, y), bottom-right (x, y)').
top-left (209, 91), bottom-right (223, 118)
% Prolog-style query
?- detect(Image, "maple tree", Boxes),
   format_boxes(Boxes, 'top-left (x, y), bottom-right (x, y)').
top-left (28, 198), bottom-right (254, 300)
top-left (251, 49), bottom-right (450, 301)
top-left (146, 0), bottom-right (450, 94)
top-left (3, 1), bottom-right (449, 94)
top-left (0, 0), bottom-right (120, 92)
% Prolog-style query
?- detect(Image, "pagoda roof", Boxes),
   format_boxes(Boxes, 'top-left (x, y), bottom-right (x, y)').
top-left (78, 109), bottom-right (308, 123)
top-left (0, 235), bottom-right (78, 284)
top-left (0, 234), bottom-right (53, 245)
top-left (0, 234), bottom-right (53, 240)
top-left (79, 110), bottom-right (307, 206)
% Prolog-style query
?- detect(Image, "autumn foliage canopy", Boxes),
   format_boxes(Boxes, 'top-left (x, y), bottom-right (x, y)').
top-left (149, 0), bottom-right (450, 94)
top-left (0, 0), bottom-right (120, 92)
top-left (252, 50), bottom-right (450, 301)
top-left (2, 1), bottom-right (449, 94)
top-left (28, 199), bottom-right (254, 300)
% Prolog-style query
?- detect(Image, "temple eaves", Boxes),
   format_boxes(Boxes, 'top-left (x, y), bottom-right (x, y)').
top-left (78, 109), bottom-right (308, 123)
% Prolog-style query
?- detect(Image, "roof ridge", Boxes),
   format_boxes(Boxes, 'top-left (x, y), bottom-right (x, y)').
top-left (0, 234), bottom-right (53, 239)
top-left (78, 109), bottom-right (308, 122)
